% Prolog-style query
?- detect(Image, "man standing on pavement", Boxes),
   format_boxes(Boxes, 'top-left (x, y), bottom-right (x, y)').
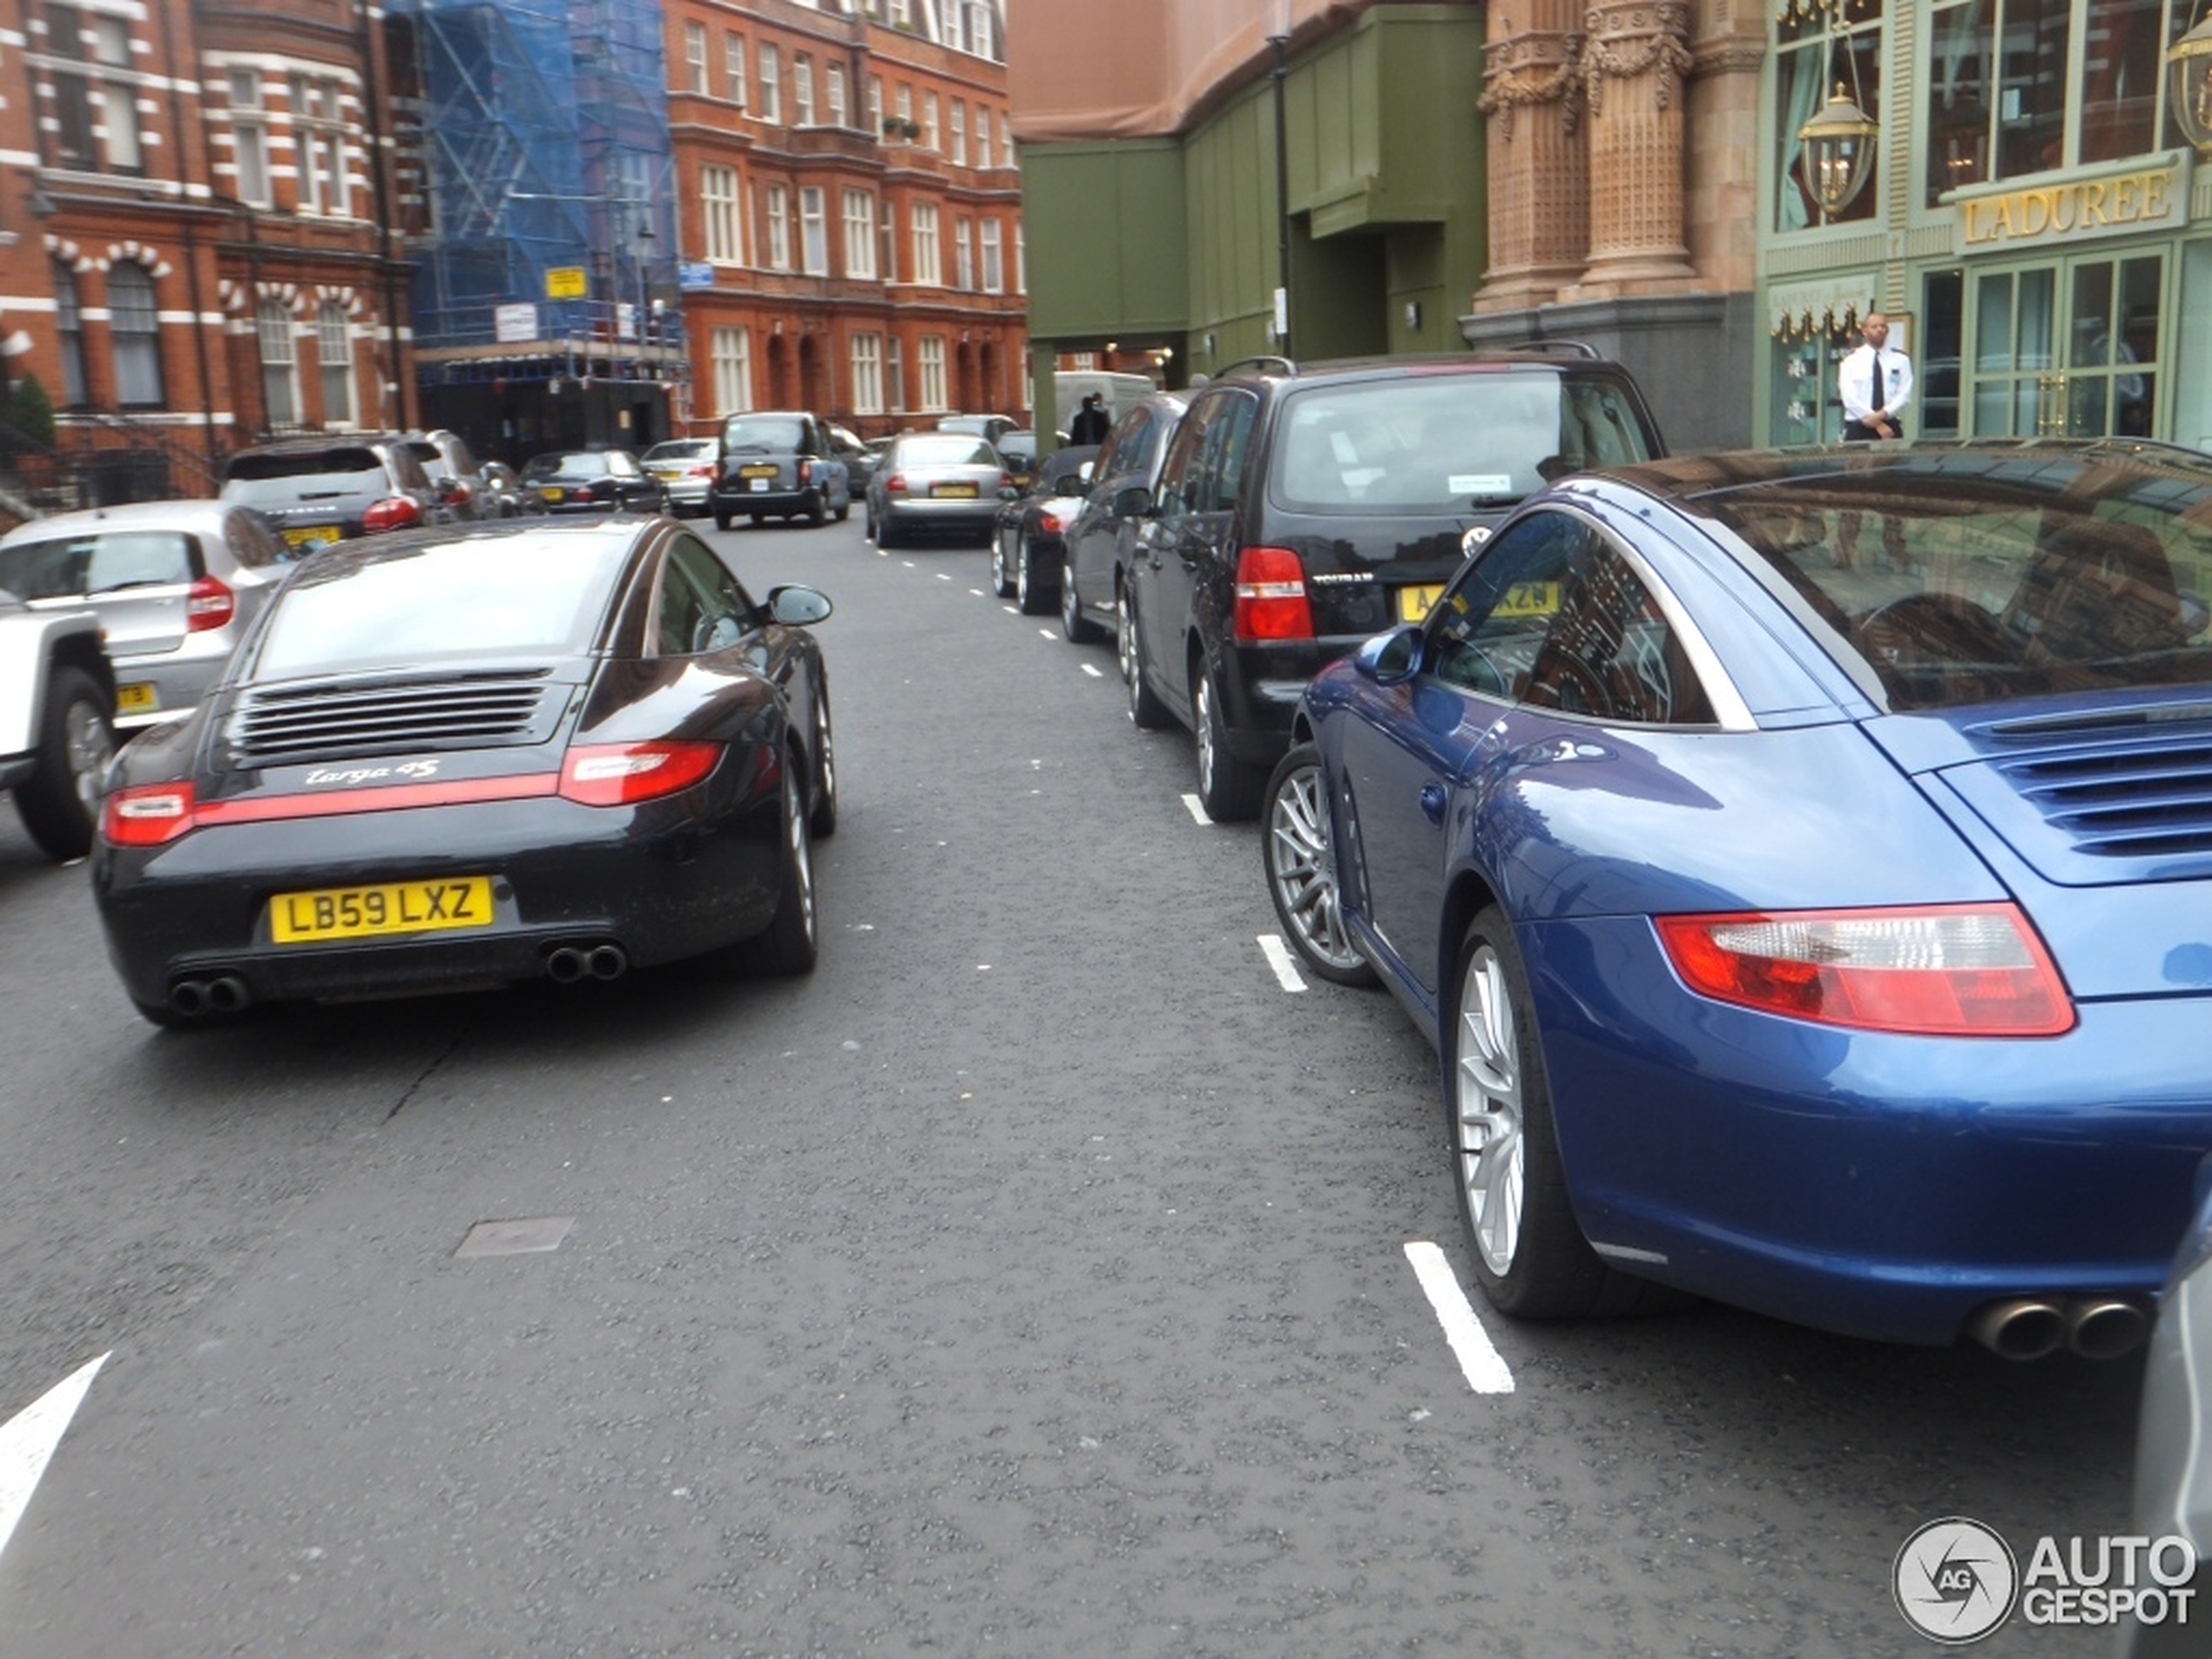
top-left (1840, 311), bottom-right (1912, 442)
top-left (1069, 394), bottom-right (1112, 447)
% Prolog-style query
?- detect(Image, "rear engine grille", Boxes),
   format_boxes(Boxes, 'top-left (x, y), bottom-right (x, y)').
top-left (1976, 706), bottom-right (2212, 861)
top-left (230, 670), bottom-right (558, 767)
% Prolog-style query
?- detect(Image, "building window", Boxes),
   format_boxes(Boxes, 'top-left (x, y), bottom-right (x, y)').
top-left (230, 70), bottom-right (271, 206)
top-left (91, 14), bottom-right (140, 171)
top-left (1015, 221), bottom-right (1026, 293)
top-left (758, 44), bottom-right (781, 122)
top-left (918, 334), bottom-right (947, 411)
top-left (851, 333), bottom-right (883, 414)
top-left (868, 74), bottom-right (884, 131)
top-left (800, 185), bottom-right (828, 274)
top-left (826, 63), bottom-right (847, 127)
top-left (725, 33), bottom-right (747, 105)
top-left (954, 219), bottom-right (974, 290)
top-left (974, 105), bottom-right (991, 168)
top-left (43, 3), bottom-right (142, 174)
top-left (950, 100), bottom-right (967, 165)
top-left (880, 200), bottom-right (899, 282)
top-left (922, 91), bottom-right (940, 150)
top-left (895, 83), bottom-right (913, 125)
top-left (765, 184), bottom-right (792, 269)
top-left (793, 53), bottom-right (815, 125)
top-left (912, 202), bottom-right (940, 286)
top-left (1001, 113), bottom-right (1015, 168)
top-left (316, 300), bottom-right (354, 426)
top-left (685, 21), bottom-right (709, 93)
top-left (886, 335), bottom-right (904, 411)
top-left (842, 189), bottom-right (876, 279)
top-left (891, 0), bottom-right (911, 24)
top-left (704, 165), bottom-right (742, 262)
top-left (53, 260), bottom-right (87, 408)
top-left (1775, 3), bottom-right (1880, 229)
top-left (110, 264), bottom-right (164, 408)
top-left (981, 219), bottom-right (1002, 293)
top-left (711, 324), bottom-right (752, 415)
top-left (259, 299), bottom-right (298, 428)
top-left (293, 77), bottom-right (352, 217)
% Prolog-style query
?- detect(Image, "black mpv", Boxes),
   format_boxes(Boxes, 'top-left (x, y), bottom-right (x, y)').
top-left (1118, 348), bottom-right (1666, 819)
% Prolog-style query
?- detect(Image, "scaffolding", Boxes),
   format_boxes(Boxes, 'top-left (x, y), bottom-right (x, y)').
top-left (388, 0), bottom-right (686, 387)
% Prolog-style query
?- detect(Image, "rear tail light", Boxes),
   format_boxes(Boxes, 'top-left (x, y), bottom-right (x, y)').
top-left (798, 459), bottom-right (815, 483)
top-left (361, 496), bottom-right (422, 534)
top-left (689, 462), bottom-right (714, 477)
top-left (570, 484), bottom-right (597, 505)
top-left (1654, 903), bottom-right (2074, 1036)
top-left (886, 473), bottom-right (908, 496)
top-left (104, 782), bottom-right (198, 846)
top-left (185, 575), bottom-right (234, 632)
top-left (1000, 472), bottom-right (1015, 492)
top-left (449, 481), bottom-right (475, 505)
top-left (1233, 545), bottom-right (1315, 641)
top-left (1041, 509), bottom-right (1067, 536)
top-left (558, 741), bottom-right (723, 806)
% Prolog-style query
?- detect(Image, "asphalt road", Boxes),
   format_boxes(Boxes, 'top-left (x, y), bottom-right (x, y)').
top-left (0, 512), bottom-right (2150, 1657)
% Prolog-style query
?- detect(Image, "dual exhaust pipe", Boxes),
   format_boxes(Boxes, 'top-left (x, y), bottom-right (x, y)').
top-left (544, 942), bottom-right (628, 984)
top-left (1967, 1295), bottom-right (2151, 1360)
top-left (168, 973), bottom-right (252, 1019)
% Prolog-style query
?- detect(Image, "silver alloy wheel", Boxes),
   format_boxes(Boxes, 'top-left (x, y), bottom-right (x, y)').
top-left (813, 694), bottom-right (837, 826)
top-left (990, 536), bottom-right (1008, 593)
top-left (1265, 759), bottom-right (1364, 974)
top-left (1060, 554), bottom-right (1083, 635)
top-left (786, 769), bottom-right (817, 949)
top-left (1015, 540), bottom-right (1032, 607)
top-left (64, 698), bottom-right (111, 819)
top-left (1194, 673), bottom-right (1219, 795)
top-left (1454, 942), bottom-right (1526, 1278)
top-left (1117, 589), bottom-right (1140, 697)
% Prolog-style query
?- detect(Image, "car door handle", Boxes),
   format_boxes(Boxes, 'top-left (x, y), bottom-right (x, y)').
top-left (1420, 783), bottom-right (1447, 825)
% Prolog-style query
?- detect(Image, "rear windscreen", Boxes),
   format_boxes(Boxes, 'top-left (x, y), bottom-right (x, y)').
top-left (0, 530), bottom-right (196, 599)
top-left (899, 435), bottom-right (996, 467)
top-left (722, 416), bottom-right (806, 450)
top-left (222, 456), bottom-right (385, 504)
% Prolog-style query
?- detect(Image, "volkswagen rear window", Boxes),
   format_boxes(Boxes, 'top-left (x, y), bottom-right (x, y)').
top-left (0, 530), bottom-right (197, 600)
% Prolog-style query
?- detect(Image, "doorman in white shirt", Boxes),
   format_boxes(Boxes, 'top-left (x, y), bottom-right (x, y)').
top-left (1840, 311), bottom-right (1913, 442)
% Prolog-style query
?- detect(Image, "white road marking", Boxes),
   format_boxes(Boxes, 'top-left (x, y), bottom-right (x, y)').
top-left (1180, 794), bottom-right (1212, 826)
top-left (1081, 663), bottom-right (1105, 678)
top-left (1038, 628), bottom-right (1056, 640)
top-left (968, 589), bottom-right (987, 597)
top-left (1258, 933), bottom-right (1307, 993)
top-left (0, 1352), bottom-right (109, 1561)
top-left (1404, 1243), bottom-right (1514, 1394)
top-left (1002, 604), bottom-right (1019, 615)
top-left (902, 561), bottom-right (918, 570)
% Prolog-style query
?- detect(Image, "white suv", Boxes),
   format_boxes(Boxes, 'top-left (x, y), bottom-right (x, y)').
top-left (0, 594), bottom-right (115, 860)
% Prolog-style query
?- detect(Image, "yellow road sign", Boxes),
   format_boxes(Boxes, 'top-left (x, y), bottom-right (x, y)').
top-left (544, 266), bottom-right (588, 300)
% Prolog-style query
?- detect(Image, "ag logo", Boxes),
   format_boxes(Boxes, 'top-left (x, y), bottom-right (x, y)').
top-left (1894, 1517), bottom-right (2020, 1644)
top-left (1460, 525), bottom-right (1493, 555)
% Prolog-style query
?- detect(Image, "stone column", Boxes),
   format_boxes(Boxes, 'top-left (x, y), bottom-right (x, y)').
top-left (1474, 5), bottom-right (1588, 314)
top-left (1563, 0), bottom-right (1697, 298)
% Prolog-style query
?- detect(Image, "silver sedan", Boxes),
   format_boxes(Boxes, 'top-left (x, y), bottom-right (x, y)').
top-left (866, 434), bottom-right (1010, 549)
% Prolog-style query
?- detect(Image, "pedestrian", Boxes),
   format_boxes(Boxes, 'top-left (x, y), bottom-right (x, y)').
top-left (1069, 393), bottom-right (1112, 447)
top-left (1840, 310), bottom-right (1912, 442)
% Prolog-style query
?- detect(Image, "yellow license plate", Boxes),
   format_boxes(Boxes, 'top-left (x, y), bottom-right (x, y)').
top-left (933, 482), bottom-right (978, 498)
top-left (116, 682), bottom-right (158, 713)
top-left (1497, 580), bottom-right (1561, 618)
top-left (281, 524), bottom-right (340, 548)
top-left (1398, 584), bottom-right (1446, 622)
top-left (268, 875), bottom-right (496, 945)
top-left (739, 464), bottom-right (779, 479)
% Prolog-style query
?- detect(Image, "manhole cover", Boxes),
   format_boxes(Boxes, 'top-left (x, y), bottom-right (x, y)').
top-left (455, 1217), bottom-right (575, 1258)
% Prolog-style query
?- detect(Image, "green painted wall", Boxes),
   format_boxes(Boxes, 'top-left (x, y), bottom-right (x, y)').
top-left (1020, 139), bottom-right (1189, 340)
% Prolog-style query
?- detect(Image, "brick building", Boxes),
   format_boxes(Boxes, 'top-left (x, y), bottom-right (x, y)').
top-left (664, 0), bottom-right (1027, 437)
top-left (0, 0), bottom-right (411, 511)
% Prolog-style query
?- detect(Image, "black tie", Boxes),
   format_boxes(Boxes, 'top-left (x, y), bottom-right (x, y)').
top-left (1868, 353), bottom-right (1885, 415)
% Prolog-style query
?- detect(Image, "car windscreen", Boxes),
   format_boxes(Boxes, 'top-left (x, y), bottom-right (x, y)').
top-left (521, 454), bottom-right (598, 479)
top-left (1701, 481), bottom-right (2212, 711)
top-left (722, 415), bottom-right (806, 451)
top-left (899, 435), bottom-right (997, 467)
top-left (221, 451), bottom-right (387, 503)
top-left (0, 529), bottom-right (197, 599)
top-left (1270, 374), bottom-right (1661, 514)
top-left (248, 536), bottom-right (623, 678)
top-left (645, 442), bottom-right (713, 462)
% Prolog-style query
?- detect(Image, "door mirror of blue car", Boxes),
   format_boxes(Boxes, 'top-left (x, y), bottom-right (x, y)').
top-left (1354, 625), bottom-right (1423, 684)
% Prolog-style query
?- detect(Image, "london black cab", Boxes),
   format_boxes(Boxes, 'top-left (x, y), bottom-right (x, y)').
top-left (1117, 347), bottom-right (1666, 818)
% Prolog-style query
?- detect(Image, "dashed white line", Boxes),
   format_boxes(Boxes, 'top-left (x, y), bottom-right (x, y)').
top-left (1038, 628), bottom-right (1056, 640)
top-left (1258, 933), bottom-right (1307, 993)
top-left (0, 1352), bottom-right (109, 1561)
top-left (1180, 793), bottom-right (1212, 826)
top-left (935, 572), bottom-right (952, 581)
top-left (1404, 1242), bottom-right (1515, 1394)
top-left (1081, 663), bottom-right (1105, 678)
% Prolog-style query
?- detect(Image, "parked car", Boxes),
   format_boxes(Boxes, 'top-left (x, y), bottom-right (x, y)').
top-left (518, 449), bottom-right (666, 516)
top-left (1124, 349), bottom-right (1665, 819)
top-left (219, 435), bottom-right (453, 552)
top-left (641, 438), bottom-right (718, 516)
top-left (0, 590), bottom-right (113, 860)
top-left (710, 411), bottom-right (852, 530)
top-left (92, 516), bottom-right (838, 1027)
top-left (1264, 438), bottom-right (2212, 1350)
top-left (827, 424), bottom-right (880, 496)
top-left (478, 459), bottom-right (547, 518)
top-left (0, 499), bottom-right (294, 733)
top-left (997, 429), bottom-right (1044, 489)
top-left (866, 433), bottom-right (1012, 549)
top-left (400, 429), bottom-right (489, 520)
top-left (1061, 390), bottom-right (1190, 647)
top-left (990, 446), bottom-right (1099, 616)
top-left (2126, 1177), bottom-right (2212, 1657)
top-left (935, 413), bottom-right (1021, 449)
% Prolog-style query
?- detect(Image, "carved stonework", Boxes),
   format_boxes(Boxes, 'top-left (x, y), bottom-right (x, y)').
top-left (1476, 9), bottom-right (1593, 312)
top-left (1567, 0), bottom-right (1696, 295)
top-left (1581, 0), bottom-right (1694, 117)
top-left (1479, 30), bottom-right (1584, 141)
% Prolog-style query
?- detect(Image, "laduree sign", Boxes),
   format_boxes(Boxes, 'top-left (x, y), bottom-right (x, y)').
top-left (1953, 152), bottom-right (2190, 253)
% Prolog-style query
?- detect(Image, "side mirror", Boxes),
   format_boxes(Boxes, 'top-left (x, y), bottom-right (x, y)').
top-left (1352, 625), bottom-right (1422, 685)
top-left (1112, 485), bottom-right (1151, 519)
top-left (766, 584), bottom-right (833, 626)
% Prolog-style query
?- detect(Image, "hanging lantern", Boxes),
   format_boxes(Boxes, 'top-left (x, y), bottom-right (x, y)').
top-left (2167, 8), bottom-right (2212, 157)
top-left (1797, 81), bottom-right (1879, 218)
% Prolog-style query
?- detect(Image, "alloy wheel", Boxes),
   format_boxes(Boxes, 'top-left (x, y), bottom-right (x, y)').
top-left (1454, 943), bottom-right (1526, 1278)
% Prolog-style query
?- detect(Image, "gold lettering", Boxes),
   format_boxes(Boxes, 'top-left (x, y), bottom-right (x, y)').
top-left (2020, 190), bottom-right (2051, 236)
top-left (2083, 180), bottom-right (2110, 226)
top-left (2145, 171), bottom-right (2171, 219)
top-left (1993, 194), bottom-right (2018, 239)
top-left (2114, 175), bottom-right (2139, 220)
top-left (2051, 187), bottom-right (2077, 233)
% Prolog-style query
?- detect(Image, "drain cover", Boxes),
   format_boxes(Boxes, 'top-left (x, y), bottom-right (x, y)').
top-left (455, 1217), bottom-right (575, 1258)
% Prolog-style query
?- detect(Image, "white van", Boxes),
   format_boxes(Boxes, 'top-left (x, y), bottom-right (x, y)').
top-left (1053, 371), bottom-right (1157, 440)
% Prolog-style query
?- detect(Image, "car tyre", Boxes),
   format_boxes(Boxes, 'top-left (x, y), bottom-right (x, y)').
top-left (1060, 553), bottom-right (1103, 642)
top-left (749, 513), bottom-right (765, 528)
top-left (833, 492), bottom-right (851, 523)
top-left (990, 532), bottom-right (1016, 598)
top-left (808, 685), bottom-right (839, 840)
top-left (1015, 537), bottom-right (1053, 615)
top-left (1193, 670), bottom-right (1267, 821)
top-left (14, 666), bottom-right (114, 861)
top-left (1448, 905), bottom-right (1658, 1319)
top-left (806, 490), bottom-right (827, 528)
top-left (1262, 744), bottom-right (1376, 987)
top-left (701, 760), bottom-right (818, 980)
top-left (714, 507), bottom-right (732, 531)
top-left (1119, 583), bottom-right (1173, 731)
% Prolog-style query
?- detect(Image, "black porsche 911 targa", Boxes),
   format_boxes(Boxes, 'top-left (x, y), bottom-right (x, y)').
top-left (92, 515), bottom-right (837, 1027)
